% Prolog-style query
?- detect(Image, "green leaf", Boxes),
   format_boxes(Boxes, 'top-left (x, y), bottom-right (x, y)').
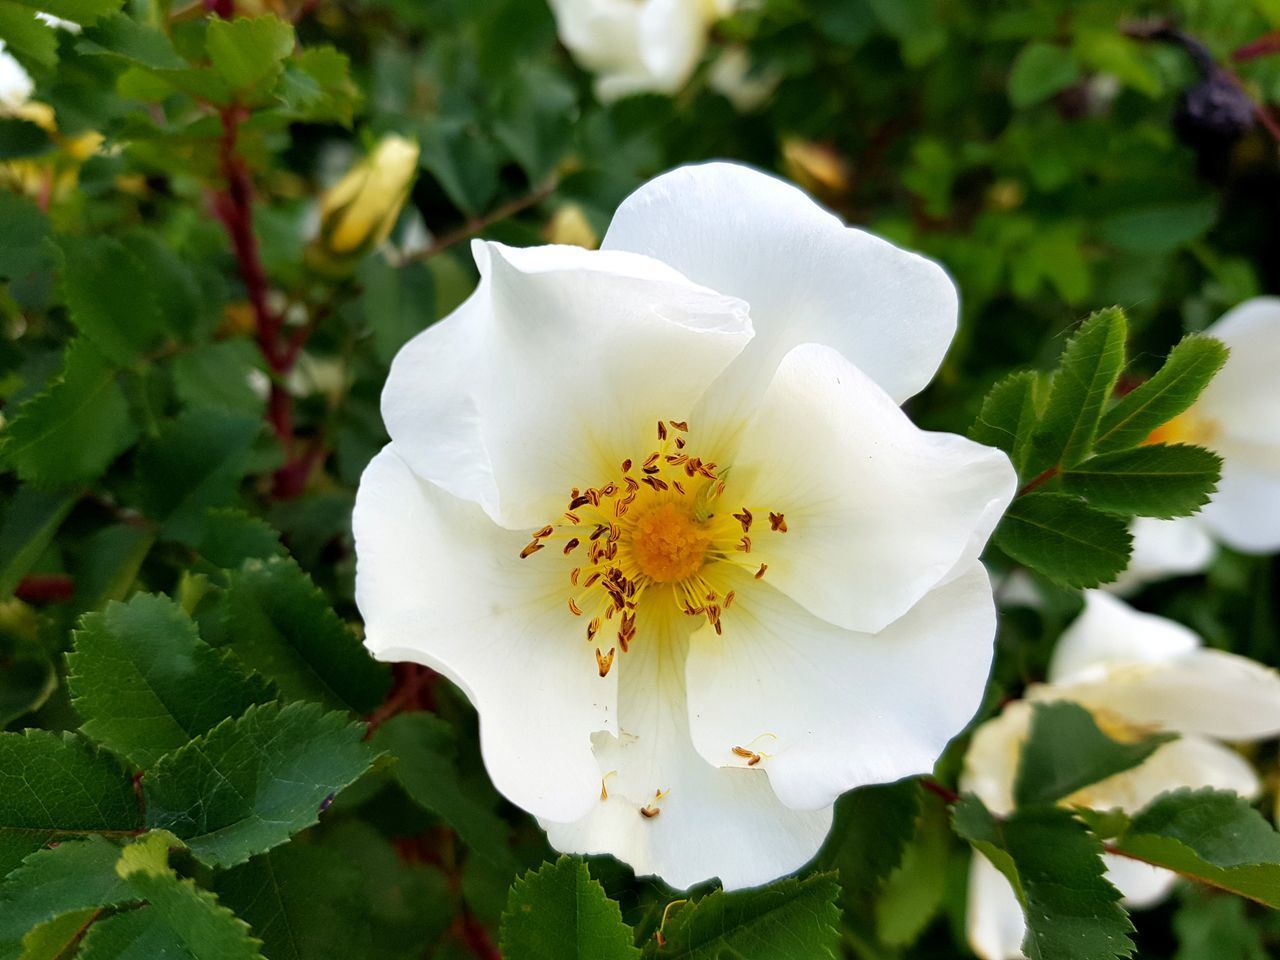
top-left (1099, 200), bottom-right (1217, 255)
top-left (1060, 444), bottom-right (1221, 519)
top-left (969, 370), bottom-right (1043, 478)
top-left (171, 341), bottom-right (267, 417)
top-left (1094, 335), bottom-right (1229, 454)
top-left (59, 236), bottom-right (164, 368)
top-left (815, 780), bottom-right (921, 902)
top-left (0, 193), bottom-right (49, 280)
top-left (357, 257), bottom-right (435, 366)
top-left (0, 731), bottom-right (142, 878)
top-left (17, 909), bottom-right (99, 960)
top-left (195, 508), bottom-right (284, 569)
top-left (1106, 788), bottom-right (1280, 908)
top-left (874, 799), bottom-right (950, 947)
top-left (212, 844), bottom-right (369, 960)
top-left (134, 410), bottom-right (259, 543)
top-left (373, 713), bottom-right (514, 870)
top-left (641, 872), bottom-right (842, 960)
top-left (0, 485), bottom-right (77, 598)
top-left (6, 0), bottom-right (122, 24)
top-left (993, 492), bottom-right (1132, 588)
top-left (204, 15), bottom-right (294, 98)
top-left (68, 593), bottom-right (275, 768)
top-left (0, 633), bottom-right (56, 729)
top-left (143, 701), bottom-right (377, 868)
top-left (277, 46), bottom-right (359, 125)
top-left (0, 3), bottom-right (58, 70)
top-left (0, 837), bottom-right (134, 955)
top-left (1028, 307), bottom-right (1128, 473)
top-left (1014, 702), bottom-right (1176, 808)
top-left (76, 13), bottom-right (186, 70)
top-left (222, 556), bottom-right (390, 713)
top-left (500, 856), bottom-right (640, 960)
top-left (1173, 889), bottom-right (1267, 960)
top-left (1008, 42), bottom-right (1080, 108)
top-left (70, 523), bottom-right (156, 612)
top-left (953, 796), bottom-right (1134, 960)
top-left (0, 118), bottom-right (52, 161)
top-left (1, 340), bottom-right (138, 487)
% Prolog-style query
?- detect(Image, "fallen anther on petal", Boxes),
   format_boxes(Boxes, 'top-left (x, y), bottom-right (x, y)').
top-left (732, 745), bottom-right (762, 765)
top-left (595, 646), bottom-right (616, 677)
top-left (769, 511), bottom-right (788, 532)
top-left (519, 541), bottom-right (544, 559)
top-left (639, 805), bottom-right (660, 819)
top-left (755, 562), bottom-right (768, 579)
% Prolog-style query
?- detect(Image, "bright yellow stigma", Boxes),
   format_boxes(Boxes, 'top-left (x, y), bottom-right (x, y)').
top-left (630, 502), bottom-right (713, 583)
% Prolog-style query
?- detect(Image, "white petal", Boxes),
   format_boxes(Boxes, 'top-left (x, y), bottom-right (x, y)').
top-left (1199, 297), bottom-right (1280, 447)
top-left (1103, 855), bottom-right (1178, 910)
top-left (726, 343), bottom-right (1015, 634)
top-left (966, 854), bottom-right (1028, 960)
top-left (353, 446), bottom-right (614, 823)
top-left (0, 42), bottom-right (34, 110)
top-left (381, 241), bottom-right (752, 529)
top-left (1198, 444), bottom-right (1280, 554)
top-left (686, 564), bottom-right (997, 811)
top-left (1048, 591), bottom-right (1200, 686)
top-left (1108, 517), bottom-right (1216, 595)
top-left (542, 597), bottom-right (832, 891)
top-left (602, 162), bottom-right (959, 414)
top-left (960, 701), bottom-right (1032, 817)
top-left (1042, 649), bottom-right (1280, 741)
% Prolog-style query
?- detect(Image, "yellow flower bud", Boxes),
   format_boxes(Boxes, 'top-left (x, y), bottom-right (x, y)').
top-left (310, 135), bottom-right (420, 273)
top-left (544, 204), bottom-right (599, 250)
top-left (781, 138), bottom-right (850, 197)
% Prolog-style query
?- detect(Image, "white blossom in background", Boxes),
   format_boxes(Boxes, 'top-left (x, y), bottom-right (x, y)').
top-left (0, 41), bottom-right (34, 111)
top-left (354, 161), bottom-right (1017, 889)
top-left (964, 590), bottom-right (1280, 960)
top-left (708, 46), bottom-right (780, 112)
top-left (1116, 298), bottom-right (1280, 591)
top-left (546, 0), bottom-right (740, 102)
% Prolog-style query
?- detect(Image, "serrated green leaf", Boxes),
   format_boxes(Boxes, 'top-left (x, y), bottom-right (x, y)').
top-left (641, 872), bottom-right (842, 960)
top-left (213, 844), bottom-right (372, 960)
top-left (1107, 788), bottom-right (1280, 908)
top-left (0, 193), bottom-right (50, 280)
top-left (500, 856), bottom-right (640, 960)
top-left (953, 796), bottom-right (1134, 960)
top-left (68, 593), bottom-right (275, 768)
top-left (171, 342), bottom-right (266, 418)
top-left (0, 837), bottom-right (135, 957)
top-left (59, 236), bottom-right (165, 368)
top-left (1094, 335), bottom-right (1229, 454)
top-left (1060, 443), bottom-right (1221, 519)
top-left (134, 410), bottom-right (259, 543)
top-left (1008, 42), bottom-right (1080, 108)
top-left (18, 909), bottom-right (98, 960)
top-left (993, 492), bottom-right (1132, 588)
top-left (373, 713), bottom-right (514, 870)
top-left (0, 732), bottom-right (142, 877)
top-left (1028, 308), bottom-right (1128, 473)
top-left (0, 485), bottom-right (76, 598)
top-left (969, 370), bottom-right (1043, 478)
top-left (74, 12), bottom-right (186, 69)
top-left (873, 797), bottom-right (950, 947)
top-left (1, 340), bottom-right (138, 487)
top-left (815, 780), bottom-right (920, 904)
top-left (1015, 702), bottom-right (1176, 808)
top-left (195, 508), bottom-right (284, 569)
top-left (143, 701), bottom-right (376, 868)
top-left (222, 556), bottom-right (390, 713)
top-left (277, 46), bottom-right (359, 125)
top-left (205, 15), bottom-right (294, 97)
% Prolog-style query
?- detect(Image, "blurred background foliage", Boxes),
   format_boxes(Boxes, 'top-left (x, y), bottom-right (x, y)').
top-left (2, 0), bottom-right (1280, 957)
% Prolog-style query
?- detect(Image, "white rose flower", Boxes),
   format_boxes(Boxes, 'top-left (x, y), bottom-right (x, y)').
top-left (0, 41), bottom-right (34, 112)
top-left (546, 0), bottom-right (737, 102)
top-left (354, 162), bottom-right (1017, 890)
top-left (1115, 298), bottom-right (1280, 591)
top-left (964, 590), bottom-right (1280, 960)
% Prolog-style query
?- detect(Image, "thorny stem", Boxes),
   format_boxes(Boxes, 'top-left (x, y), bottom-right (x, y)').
top-left (406, 177), bottom-right (560, 264)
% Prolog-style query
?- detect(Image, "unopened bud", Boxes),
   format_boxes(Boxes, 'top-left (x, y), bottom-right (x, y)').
top-left (781, 138), bottom-right (850, 197)
top-left (309, 135), bottom-right (420, 274)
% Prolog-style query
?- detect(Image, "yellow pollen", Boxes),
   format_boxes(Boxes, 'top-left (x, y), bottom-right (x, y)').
top-left (630, 502), bottom-right (713, 583)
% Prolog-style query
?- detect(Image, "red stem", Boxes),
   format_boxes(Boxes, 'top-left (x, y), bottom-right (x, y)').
top-left (1017, 466), bottom-right (1060, 498)
top-left (14, 573), bottom-right (74, 604)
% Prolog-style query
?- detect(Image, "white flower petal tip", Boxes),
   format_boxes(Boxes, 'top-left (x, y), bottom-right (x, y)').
top-left (360, 162), bottom-right (1015, 889)
top-left (603, 161), bottom-right (961, 409)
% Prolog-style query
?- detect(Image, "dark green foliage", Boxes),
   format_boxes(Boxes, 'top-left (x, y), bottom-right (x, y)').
top-left (501, 857), bottom-right (641, 960)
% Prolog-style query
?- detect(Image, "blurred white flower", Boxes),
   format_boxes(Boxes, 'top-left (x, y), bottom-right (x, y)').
top-left (0, 41), bottom-right (34, 111)
top-left (354, 161), bottom-right (1016, 890)
top-left (1116, 298), bottom-right (1280, 590)
top-left (707, 46), bottom-right (779, 112)
top-left (547, 0), bottom-right (739, 101)
top-left (964, 590), bottom-right (1280, 960)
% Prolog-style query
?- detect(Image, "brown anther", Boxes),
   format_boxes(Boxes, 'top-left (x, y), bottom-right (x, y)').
top-left (714, 619), bottom-right (723, 636)
top-left (672, 480), bottom-right (685, 495)
top-left (624, 476), bottom-right (640, 492)
top-left (698, 462), bottom-right (718, 478)
top-left (665, 454), bottom-right (689, 465)
top-left (586, 488), bottom-right (601, 507)
top-left (714, 481), bottom-right (726, 497)
top-left (640, 805), bottom-right (660, 819)
top-left (570, 567), bottom-right (580, 586)
top-left (658, 420), bottom-right (668, 441)
top-left (583, 571), bottom-right (602, 588)
top-left (563, 538), bottom-right (581, 556)
top-left (621, 458), bottom-right (632, 473)
top-left (596, 646), bottom-right (616, 677)
top-left (733, 508), bottom-right (753, 532)
top-left (568, 598), bottom-right (583, 616)
top-left (533, 525), bottom-right (554, 539)
top-left (587, 617), bottom-right (601, 641)
top-left (568, 494), bottom-right (591, 510)
top-left (769, 512), bottom-right (788, 533)
top-left (724, 590), bottom-right (735, 608)
top-left (608, 522), bottom-right (620, 541)
top-left (564, 511), bottom-right (581, 525)
top-left (643, 452), bottom-right (660, 469)
top-left (755, 563), bottom-right (768, 579)
top-left (600, 482), bottom-right (618, 497)
top-left (683, 457), bottom-right (700, 477)
top-left (705, 591), bottom-right (717, 602)
top-left (642, 465), bottom-right (661, 476)
top-left (675, 436), bottom-right (686, 449)
top-left (614, 501), bottom-right (629, 518)
top-left (642, 476), bottom-right (669, 491)
top-left (738, 536), bottom-right (752, 553)
top-left (605, 540), bottom-right (618, 560)
top-left (590, 524), bottom-right (609, 541)
top-left (732, 745), bottom-right (762, 765)
top-left (520, 541), bottom-right (545, 559)
top-left (668, 420), bottom-right (688, 432)
top-left (601, 780), bottom-right (609, 800)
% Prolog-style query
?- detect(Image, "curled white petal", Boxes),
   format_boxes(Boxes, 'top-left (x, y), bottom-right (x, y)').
top-left (1049, 590), bottom-right (1200, 686)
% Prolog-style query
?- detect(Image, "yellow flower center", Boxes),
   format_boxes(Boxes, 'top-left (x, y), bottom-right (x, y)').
top-left (1145, 409), bottom-right (1218, 447)
top-left (631, 502), bottom-right (713, 583)
top-left (517, 419), bottom-right (789, 676)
